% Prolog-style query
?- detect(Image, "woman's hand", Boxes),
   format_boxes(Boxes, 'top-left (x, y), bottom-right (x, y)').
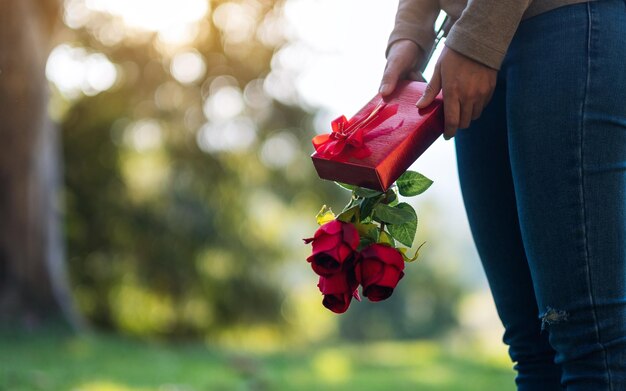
top-left (416, 46), bottom-right (497, 140)
top-left (379, 39), bottom-right (426, 97)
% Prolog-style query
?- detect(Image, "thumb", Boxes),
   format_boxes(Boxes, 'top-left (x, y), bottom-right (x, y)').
top-left (415, 66), bottom-right (441, 108)
top-left (379, 64), bottom-right (400, 97)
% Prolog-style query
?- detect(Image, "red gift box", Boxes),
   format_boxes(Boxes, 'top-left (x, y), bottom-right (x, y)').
top-left (311, 80), bottom-right (444, 191)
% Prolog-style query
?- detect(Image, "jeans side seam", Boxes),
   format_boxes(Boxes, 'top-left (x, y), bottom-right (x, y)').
top-left (581, 2), bottom-right (613, 389)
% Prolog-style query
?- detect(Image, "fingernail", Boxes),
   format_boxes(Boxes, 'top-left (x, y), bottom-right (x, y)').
top-left (379, 84), bottom-right (388, 94)
top-left (415, 98), bottom-right (423, 107)
top-left (443, 135), bottom-right (451, 140)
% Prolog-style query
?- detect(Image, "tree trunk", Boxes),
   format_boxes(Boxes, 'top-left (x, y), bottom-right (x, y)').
top-left (0, 0), bottom-right (83, 328)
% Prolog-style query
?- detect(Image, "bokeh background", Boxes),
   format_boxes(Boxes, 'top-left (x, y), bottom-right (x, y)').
top-left (0, 0), bottom-right (515, 390)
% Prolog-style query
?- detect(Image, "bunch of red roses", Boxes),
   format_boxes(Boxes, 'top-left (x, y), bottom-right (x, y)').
top-left (304, 171), bottom-right (433, 313)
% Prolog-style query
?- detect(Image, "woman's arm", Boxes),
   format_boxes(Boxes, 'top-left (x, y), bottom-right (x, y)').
top-left (379, 0), bottom-right (440, 96)
top-left (387, 0), bottom-right (441, 66)
top-left (382, 0), bottom-right (534, 139)
top-left (445, 0), bottom-right (533, 70)
top-left (416, 0), bottom-right (533, 139)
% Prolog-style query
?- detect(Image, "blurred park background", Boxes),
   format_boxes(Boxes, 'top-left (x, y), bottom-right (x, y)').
top-left (0, 0), bottom-right (516, 390)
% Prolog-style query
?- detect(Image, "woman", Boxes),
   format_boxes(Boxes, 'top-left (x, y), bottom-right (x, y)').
top-left (380, 0), bottom-right (626, 389)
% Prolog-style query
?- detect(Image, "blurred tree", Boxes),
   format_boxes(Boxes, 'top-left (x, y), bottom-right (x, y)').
top-left (53, 0), bottom-right (344, 338)
top-left (0, 0), bottom-right (82, 327)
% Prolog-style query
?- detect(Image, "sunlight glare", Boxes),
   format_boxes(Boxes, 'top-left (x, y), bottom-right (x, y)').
top-left (170, 50), bottom-right (206, 85)
top-left (243, 79), bottom-right (272, 110)
top-left (64, 0), bottom-right (91, 29)
top-left (259, 132), bottom-right (298, 169)
top-left (196, 118), bottom-right (256, 153)
top-left (263, 71), bottom-right (297, 105)
top-left (124, 120), bottom-right (164, 152)
top-left (257, 8), bottom-right (285, 47)
top-left (203, 86), bottom-right (245, 121)
top-left (84, 0), bottom-right (208, 32)
top-left (212, 2), bottom-right (258, 44)
top-left (85, 53), bottom-right (118, 93)
top-left (158, 24), bottom-right (200, 47)
top-left (46, 44), bottom-right (117, 99)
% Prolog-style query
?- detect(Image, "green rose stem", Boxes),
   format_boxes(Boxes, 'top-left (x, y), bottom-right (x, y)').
top-left (333, 170), bottom-right (432, 252)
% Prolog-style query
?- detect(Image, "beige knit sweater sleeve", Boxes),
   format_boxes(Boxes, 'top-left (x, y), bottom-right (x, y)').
top-left (387, 0), bottom-right (441, 69)
top-left (446, 0), bottom-right (533, 69)
top-left (388, 0), bottom-right (533, 70)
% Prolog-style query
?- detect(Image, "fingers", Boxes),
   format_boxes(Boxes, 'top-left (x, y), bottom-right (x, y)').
top-left (415, 64), bottom-right (441, 109)
top-left (379, 58), bottom-right (402, 96)
top-left (379, 40), bottom-right (422, 97)
top-left (471, 101), bottom-right (483, 121)
top-left (427, 47), bottom-right (498, 140)
top-left (459, 99), bottom-right (474, 129)
top-left (446, 95), bottom-right (482, 139)
top-left (443, 94), bottom-right (460, 140)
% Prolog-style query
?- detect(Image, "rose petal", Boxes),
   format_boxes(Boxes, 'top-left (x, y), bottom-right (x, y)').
top-left (310, 253), bottom-right (341, 277)
top-left (318, 272), bottom-right (351, 295)
top-left (322, 293), bottom-right (351, 313)
top-left (341, 222), bottom-right (360, 250)
top-left (357, 244), bottom-right (405, 302)
top-left (377, 266), bottom-right (404, 289)
top-left (363, 285), bottom-right (394, 302)
top-left (361, 244), bottom-right (404, 270)
top-left (311, 233), bottom-right (341, 254)
top-left (357, 258), bottom-right (384, 287)
top-left (337, 245), bottom-right (354, 266)
top-left (319, 220), bottom-right (342, 235)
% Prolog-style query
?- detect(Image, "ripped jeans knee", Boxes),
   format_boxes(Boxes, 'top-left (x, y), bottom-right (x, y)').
top-left (539, 306), bottom-right (569, 331)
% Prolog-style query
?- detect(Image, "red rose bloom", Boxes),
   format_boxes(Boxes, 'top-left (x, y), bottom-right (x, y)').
top-left (317, 271), bottom-right (360, 314)
top-left (303, 220), bottom-right (360, 277)
top-left (356, 243), bottom-right (405, 302)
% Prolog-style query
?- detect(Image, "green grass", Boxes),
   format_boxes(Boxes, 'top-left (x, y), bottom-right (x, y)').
top-left (0, 330), bottom-right (516, 391)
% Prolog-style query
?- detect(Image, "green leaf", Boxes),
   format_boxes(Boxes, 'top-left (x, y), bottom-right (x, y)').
top-left (373, 203), bottom-right (414, 225)
top-left (335, 182), bottom-right (356, 191)
top-left (315, 205), bottom-right (335, 225)
top-left (337, 205), bottom-right (359, 223)
top-left (354, 222), bottom-right (379, 242)
top-left (354, 187), bottom-right (383, 198)
top-left (359, 236), bottom-right (376, 249)
top-left (396, 171), bottom-right (433, 197)
top-left (383, 188), bottom-right (398, 205)
top-left (359, 196), bottom-right (380, 222)
top-left (378, 230), bottom-right (395, 246)
top-left (387, 203), bottom-right (418, 247)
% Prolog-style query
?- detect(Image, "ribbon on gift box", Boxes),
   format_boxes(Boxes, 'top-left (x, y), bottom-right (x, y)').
top-left (312, 99), bottom-right (403, 160)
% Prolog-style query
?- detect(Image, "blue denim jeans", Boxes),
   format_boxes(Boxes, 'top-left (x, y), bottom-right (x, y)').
top-left (454, 1), bottom-right (626, 390)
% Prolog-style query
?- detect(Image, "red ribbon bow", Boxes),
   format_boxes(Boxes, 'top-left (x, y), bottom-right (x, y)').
top-left (312, 100), bottom-right (402, 160)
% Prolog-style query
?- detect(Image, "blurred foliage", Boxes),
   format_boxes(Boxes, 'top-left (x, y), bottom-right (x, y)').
top-left (338, 258), bottom-right (464, 341)
top-left (0, 329), bottom-right (515, 390)
top-left (51, 0), bottom-right (468, 341)
top-left (58, 0), bottom-right (338, 338)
